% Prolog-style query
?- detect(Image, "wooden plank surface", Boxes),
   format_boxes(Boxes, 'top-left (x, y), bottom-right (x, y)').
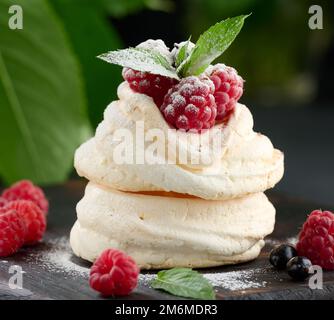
top-left (0, 180), bottom-right (333, 300)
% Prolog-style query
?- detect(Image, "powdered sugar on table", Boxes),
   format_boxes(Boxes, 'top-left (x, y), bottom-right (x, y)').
top-left (20, 236), bottom-right (268, 291)
top-left (26, 236), bottom-right (90, 278)
top-left (203, 268), bottom-right (267, 291)
top-left (139, 268), bottom-right (268, 292)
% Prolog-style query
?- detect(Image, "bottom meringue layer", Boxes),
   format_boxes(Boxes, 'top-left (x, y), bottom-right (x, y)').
top-left (70, 182), bottom-right (275, 269)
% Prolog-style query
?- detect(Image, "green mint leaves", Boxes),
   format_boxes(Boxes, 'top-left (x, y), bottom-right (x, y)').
top-left (98, 47), bottom-right (179, 79)
top-left (98, 14), bottom-right (249, 79)
top-left (179, 15), bottom-right (250, 77)
top-left (151, 268), bottom-right (216, 300)
top-left (174, 37), bottom-right (192, 68)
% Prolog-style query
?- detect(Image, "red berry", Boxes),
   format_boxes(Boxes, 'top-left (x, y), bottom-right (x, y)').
top-left (0, 209), bottom-right (26, 257)
top-left (5, 200), bottom-right (46, 245)
top-left (90, 249), bottom-right (139, 297)
top-left (122, 68), bottom-right (177, 107)
top-left (2, 180), bottom-right (49, 215)
top-left (0, 197), bottom-right (7, 208)
top-left (296, 209), bottom-right (334, 270)
top-left (208, 64), bottom-right (244, 121)
top-left (160, 76), bottom-right (217, 132)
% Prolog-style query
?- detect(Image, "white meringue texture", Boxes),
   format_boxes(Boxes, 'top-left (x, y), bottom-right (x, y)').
top-left (74, 82), bottom-right (284, 200)
top-left (71, 183), bottom-right (275, 269)
top-left (70, 82), bottom-right (284, 269)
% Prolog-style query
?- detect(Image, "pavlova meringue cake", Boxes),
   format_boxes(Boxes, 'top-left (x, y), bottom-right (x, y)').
top-left (70, 16), bottom-right (284, 269)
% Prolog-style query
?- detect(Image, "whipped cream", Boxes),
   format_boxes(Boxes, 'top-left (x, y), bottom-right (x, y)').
top-left (74, 82), bottom-right (284, 200)
top-left (70, 183), bottom-right (275, 269)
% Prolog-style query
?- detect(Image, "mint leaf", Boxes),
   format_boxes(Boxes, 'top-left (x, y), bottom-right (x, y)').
top-left (181, 15), bottom-right (250, 76)
top-left (175, 37), bottom-right (191, 68)
top-left (98, 47), bottom-right (179, 79)
top-left (151, 268), bottom-right (216, 300)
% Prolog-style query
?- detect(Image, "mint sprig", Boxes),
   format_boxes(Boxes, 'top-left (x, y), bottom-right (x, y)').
top-left (175, 37), bottom-right (192, 68)
top-left (179, 14), bottom-right (250, 77)
top-left (98, 14), bottom-right (249, 80)
top-left (151, 268), bottom-right (216, 300)
top-left (98, 47), bottom-right (179, 79)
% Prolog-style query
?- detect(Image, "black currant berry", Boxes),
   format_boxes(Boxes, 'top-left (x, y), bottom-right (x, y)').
top-left (269, 244), bottom-right (297, 270)
top-left (287, 256), bottom-right (312, 281)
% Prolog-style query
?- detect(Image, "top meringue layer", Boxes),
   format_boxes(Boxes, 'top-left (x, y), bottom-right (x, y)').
top-left (75, 82), bottom-right (284, 200)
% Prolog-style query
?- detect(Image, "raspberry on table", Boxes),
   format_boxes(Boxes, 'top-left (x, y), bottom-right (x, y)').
top-left (296, 209), bottom-right (334, 270)
top-left (208, 64), bottom-right (244, 121)
top-left (122, 68), bottom-right (177, 107)
top-left (90, 248), bottom-right (140, 297)
top-left (0, 209), bottom-right (26, 257)
top-left (2, 180), bottom-right (49, 215)
top-left (160, 76), bottom-right (217, 132)
top-left (5, 200), bottom-right (46, 245)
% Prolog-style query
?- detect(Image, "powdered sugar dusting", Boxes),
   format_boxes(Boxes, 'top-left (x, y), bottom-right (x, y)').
top-left (139, 268), bottom-right (267, 292)
top-left (265, 236), bottom-right (298, 247)
top-left (164, 104), bottom-right (176, 117)
top-left (26, 236), bottom-right (90, 278)
top-left (137, 39), bottom-right (173, 65)
top-left (139, 273), bottom-right (156, 286)
top-left (203, 268), bottom-right (267, 291)
top-left (22, 236), bottom-right (268, 292)
top-left (170, 93), bottom-right (186, 106)
top-left (99, 48), bottom-right (178, 79)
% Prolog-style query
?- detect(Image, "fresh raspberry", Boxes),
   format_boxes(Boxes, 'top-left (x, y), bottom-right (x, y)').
top-left (0, 209), bottom-right (26, 257)
top-left (122, 68), bottom-right (177, 106)
top-left (90, 248), bottom-right (140, 297)
top-left (2, 180), bottom-right (49, 215)
top-left (5, 200), bottom-right (46, 245)
top-left (208, 64), bottom-right (244, 121)
top-left (296, 209), bottom-right (334, 270)
top-left (160, 76), bottom-right (217, 132)
top-left (0, 197), bottom-right (7, 208)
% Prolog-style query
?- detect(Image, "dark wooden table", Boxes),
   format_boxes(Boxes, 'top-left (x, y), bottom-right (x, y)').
top-left (0, 180), bottom-right (333, 300)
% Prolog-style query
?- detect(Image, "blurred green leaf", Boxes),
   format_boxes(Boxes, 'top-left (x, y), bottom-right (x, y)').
top-left (0, 0), bottom-right (91, 185)
top-left (50, 0), bottom-right (123, 127)
top-left (145, 0), bottom-right (174, 12)
top-left (101, 0), bottom-right (146, 17)
top-left (101, 0), bottom-right (173, 18)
